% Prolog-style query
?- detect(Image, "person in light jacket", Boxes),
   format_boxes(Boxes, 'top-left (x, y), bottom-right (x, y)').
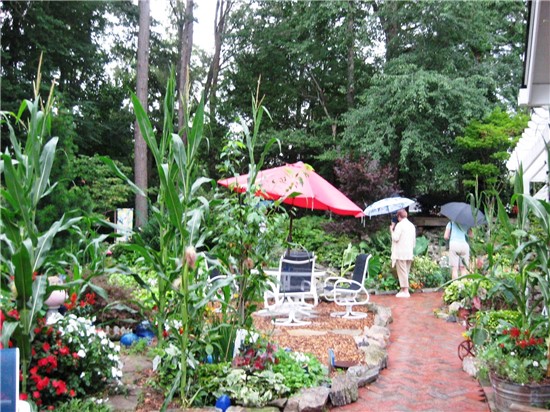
top-left (390, 209), bottom-right (416, 298)
top-left (444, 221), bottom-right (472, 279)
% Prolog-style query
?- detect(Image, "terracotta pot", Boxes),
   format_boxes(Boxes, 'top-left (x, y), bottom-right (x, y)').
top-left (490, 372), bottom-right (550, 412)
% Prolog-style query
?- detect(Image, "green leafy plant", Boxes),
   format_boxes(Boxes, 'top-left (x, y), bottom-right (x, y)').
top-left (272, 349), bottom-right (330, 392)
top-left (54, 398), bottom-right (112, 412)
top-left (212, 86), bottom-right (285, 328)
top-left (476, 324), bottom-right (548, 384)
top-left (410, 255), bottom-right (450, 289)
top-left (104, 72), bottom-right (216, 405)
top-left (463, 168), bottom-right (550, 381)
top-left (0, 70), bottom-right (83, 393)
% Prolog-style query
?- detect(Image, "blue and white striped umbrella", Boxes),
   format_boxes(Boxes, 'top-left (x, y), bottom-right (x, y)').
top-left (364, 197), bottom-right (415, 217)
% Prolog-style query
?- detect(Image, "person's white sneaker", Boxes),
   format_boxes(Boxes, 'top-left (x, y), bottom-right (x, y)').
top-left (395, 291), bottom-right (410, 298)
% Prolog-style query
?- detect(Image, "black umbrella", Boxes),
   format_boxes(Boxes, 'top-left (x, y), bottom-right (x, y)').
top-left (440, 202), bottom-right (487, 228)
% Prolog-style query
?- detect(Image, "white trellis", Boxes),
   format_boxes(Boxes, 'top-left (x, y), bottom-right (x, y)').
top-left (507, 107), bottom-right (549, 200)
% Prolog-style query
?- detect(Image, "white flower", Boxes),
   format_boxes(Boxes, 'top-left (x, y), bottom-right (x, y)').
top-left (77, 349), bottom-right (86, 358)
top-left (510, 351), bottom-right (516, 357)
top-left (101, 338), bottom-right (109, 346)
top-left (533, 361), bottom-right (539, 367)
top-left (80, 372), bottom-right (86, 378)
top-left (46, 312), bottom-right (64, 325)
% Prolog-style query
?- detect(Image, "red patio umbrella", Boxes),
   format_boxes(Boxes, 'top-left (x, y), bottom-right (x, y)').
top-left (218, 162), bottom-right (364, 240)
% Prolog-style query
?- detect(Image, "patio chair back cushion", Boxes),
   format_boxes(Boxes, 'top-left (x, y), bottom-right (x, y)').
top-left (349, 253), bottom-right (369, 290)
top-left (279, 250), bottom-right (315, 293)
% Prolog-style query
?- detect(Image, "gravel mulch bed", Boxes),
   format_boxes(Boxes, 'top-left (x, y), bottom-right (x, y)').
top-left (252, 300), bottom-right (374, 368)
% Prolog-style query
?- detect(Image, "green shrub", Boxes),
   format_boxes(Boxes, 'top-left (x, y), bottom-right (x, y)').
top-left (272, 349), bottom-right (330, 392)
top-left (410, 255), bottom-right (450, 289)
top-left (55, 398), bottom-right (112, 412)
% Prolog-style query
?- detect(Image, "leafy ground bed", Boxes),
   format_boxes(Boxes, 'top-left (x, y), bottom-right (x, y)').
top-left (134, 301), bottom-right (374, 410)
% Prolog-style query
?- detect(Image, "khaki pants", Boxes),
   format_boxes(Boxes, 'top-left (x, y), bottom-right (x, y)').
top-left (395, 260), bottom-right (412, 288)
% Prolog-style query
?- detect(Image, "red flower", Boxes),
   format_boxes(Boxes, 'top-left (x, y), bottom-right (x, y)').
top-left (69, 389), bottom-right (76, 397)
top-left (0, 311), bottom-right (5, 331)
top-left (42, 342), bottom-right (51, 352)
top-left (59, 346), bottom-right (70, 356)
top-left (34, 327), bottom-right (42, 334)
top-left (80, 300), bottom-right (87, 308)
top-left (85, 292), bottom-right (96, 305)
top-left (509, 327), bottom-right (521, 338)
top-left (38, 358), bottom-right (49, 368)
top-left (52, 379), bottom-right (67, 395)
top-left (19, 393), bottom-right (28, 401)
top-left (46, 355), bottom-right (57, 368)
top-left (36, 376), bottom-right (50, 391)
top-left (7, 309), bottom-right (19, 320)
top-left (72, 352), bottom-right (79, 359)
top-left (48, 406), bottom-right (55, 410)
top-left (65, 293), bottom-right (78, 310)
top-left (30, 366), bottom-right (38, 375)
top-left (32, 391), bottom-right (40, 399)
top-left (517, 340), bottom-right (528, 349)
top-left (31, 348), bottom-right (36, 356)
top-left (162, 330), bottom-right (169, 338)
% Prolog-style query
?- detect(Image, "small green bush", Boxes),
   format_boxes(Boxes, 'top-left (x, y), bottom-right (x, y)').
top-left (272, 349), bottom-right (330, 392)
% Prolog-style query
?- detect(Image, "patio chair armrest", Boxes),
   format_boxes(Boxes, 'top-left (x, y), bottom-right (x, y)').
top-left (333, 279), bottom-right (369, 304)
top-left (323, 276), bottom-right (343, 287)
top-left (333, 278), bottom-right (364, 290)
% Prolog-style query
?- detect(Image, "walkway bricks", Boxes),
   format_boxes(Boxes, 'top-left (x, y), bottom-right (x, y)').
top-left (333, 291), bottom-right (490, 412)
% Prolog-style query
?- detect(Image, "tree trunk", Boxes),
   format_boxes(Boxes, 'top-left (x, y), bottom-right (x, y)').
top-left (204, 0), bottom-right (232, 120)
top-left (134, 0), bottom-right (150, 229)
top-left (346, 1), bottom-right (356, 108)
top-left (177, 0), bottom-right (194, 141)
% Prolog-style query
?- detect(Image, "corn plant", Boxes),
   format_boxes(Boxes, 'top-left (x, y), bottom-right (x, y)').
top-left (0, 73), bottom-right (81, 392)
top-left (212, 87), bottom-right (285, 328)
top-left (103, 72), bottom-right (216, 406)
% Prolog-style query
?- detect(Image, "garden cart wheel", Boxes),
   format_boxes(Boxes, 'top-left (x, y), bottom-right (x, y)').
top-left (457, 339), bottom-right (475, 360)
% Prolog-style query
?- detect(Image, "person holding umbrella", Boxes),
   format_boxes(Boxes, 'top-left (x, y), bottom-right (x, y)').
top-left (444, 221), bottom-right (472, 279)
top-left (440, 202), bottom-right (485, 280)
top-left (390, 209), bottom-right (416, 298)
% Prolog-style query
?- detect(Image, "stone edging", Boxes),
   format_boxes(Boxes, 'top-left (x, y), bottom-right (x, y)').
top-left (268, 301), bottom-right (392, 412)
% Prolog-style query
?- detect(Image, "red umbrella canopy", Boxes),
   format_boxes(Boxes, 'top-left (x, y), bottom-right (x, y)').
top-left (217, 162), bottom-right (364, 217)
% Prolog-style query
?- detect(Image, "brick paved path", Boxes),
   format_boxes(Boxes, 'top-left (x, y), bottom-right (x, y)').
top-left (332, 291), bottom-right (490, 412)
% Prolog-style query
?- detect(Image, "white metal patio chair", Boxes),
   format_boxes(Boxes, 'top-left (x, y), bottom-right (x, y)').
top-left (262, 250), bottom-right (318, 325)
top-left (323, 253), bottom-right (372, 319)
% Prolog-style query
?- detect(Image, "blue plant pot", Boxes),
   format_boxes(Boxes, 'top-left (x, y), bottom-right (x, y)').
top-left (120, 333), bottom-right (139, 347)
top-left (134, 320), bottom-right (153, 335)
top-left (136, 330), bottom-right (156, 340)
top-left (215, 394), bottom-right (231, 412)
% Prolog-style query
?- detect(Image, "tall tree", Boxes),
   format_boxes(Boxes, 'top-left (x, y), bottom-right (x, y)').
top-left (204, 0), bottom-right (233, 119)
top-left (172, 0), bottom-right (194, 135)
top-left (134, 0), bottom-right (151, 228)
top-left (456, 108), bottom-right (529, 194)
top-left (218, 1), bottom-right (373, 175)
top-left (1, 1), bottom-right (139, 163)
top-left (343, 0), bottom-right (526, 197)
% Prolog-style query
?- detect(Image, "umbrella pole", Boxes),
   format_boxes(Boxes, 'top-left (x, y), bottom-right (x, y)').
top-left (287, 215), bottom-right (294, 243)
